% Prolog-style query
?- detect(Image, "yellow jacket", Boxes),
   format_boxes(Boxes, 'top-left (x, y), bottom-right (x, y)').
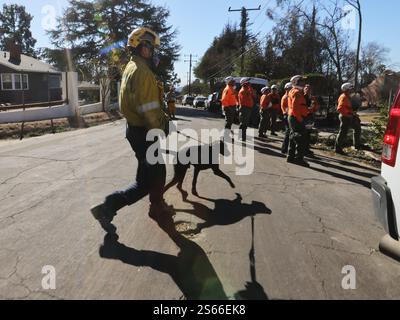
top-left (119, 56), bottom-right (167, 130)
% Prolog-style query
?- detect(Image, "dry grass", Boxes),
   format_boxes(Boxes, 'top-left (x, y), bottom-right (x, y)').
top-left (0, 111), bottom-right (123, 140)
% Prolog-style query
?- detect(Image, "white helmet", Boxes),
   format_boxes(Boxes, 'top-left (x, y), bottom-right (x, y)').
top-left (240, 77), bottom-right (251, 85)
top-left (341, 82), bottom-right (354, 92)
top-left (225, 76), bottom-right (235, 84)
top-left (290, 75), bottom-right (305, 86)
top-left (271, 85), bottom-right (278, 90)
top-left (261, 87), bottom-right (270, 94)
top-left (284, 82), bottom-right (293, 90)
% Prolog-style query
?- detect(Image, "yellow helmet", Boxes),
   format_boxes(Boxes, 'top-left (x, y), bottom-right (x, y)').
top-left (127, 27), bottom-right (161, 48)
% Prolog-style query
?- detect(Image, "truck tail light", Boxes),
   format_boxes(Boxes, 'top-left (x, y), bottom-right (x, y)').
top-left (382, 93), bottom-right (400, 167)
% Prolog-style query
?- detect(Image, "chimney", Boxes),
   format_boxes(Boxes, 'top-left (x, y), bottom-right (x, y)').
top-left (6, 39), bottom-right (21, 65)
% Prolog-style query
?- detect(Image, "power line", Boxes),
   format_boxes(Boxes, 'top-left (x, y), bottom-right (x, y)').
top-left (184, 54), bottom-right (198, 96)
top-left (228, 5), bottom-right (261, 75)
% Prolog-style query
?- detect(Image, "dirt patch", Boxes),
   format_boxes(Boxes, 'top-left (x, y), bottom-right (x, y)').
top-left (0, 110), bottom-right (123, 140)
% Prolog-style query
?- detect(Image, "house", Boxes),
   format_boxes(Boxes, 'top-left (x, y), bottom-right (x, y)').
top-left (0, 46), bottom-right (63, 106)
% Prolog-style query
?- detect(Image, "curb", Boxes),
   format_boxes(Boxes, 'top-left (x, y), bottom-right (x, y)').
top-left (379, 234), bottom-right (400, 262)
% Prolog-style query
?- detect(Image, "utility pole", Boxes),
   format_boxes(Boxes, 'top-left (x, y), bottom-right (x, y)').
top-left (228, 5), bottom-right (261, 75)
top-left (184, 54), bottom-right (198, 96)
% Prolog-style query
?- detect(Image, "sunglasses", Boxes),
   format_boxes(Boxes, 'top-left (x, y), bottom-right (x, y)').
top-left (141, 41), bottom-right (155, 50)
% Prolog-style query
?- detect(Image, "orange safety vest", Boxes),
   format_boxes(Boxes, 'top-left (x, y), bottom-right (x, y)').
top-left (269, 93), bottom-right (281, 111)
top-left (239, 86), bottom-right (254, 108)
top-left (288, 87), bottom-right (309, 122)
top-left (221, 85), bottom-right (238, 107)
top-left (281, 93), bottom-right (289, 114)
top-left (260, 94), bottom-right (271, 110)
top-left (337, 93), bottom-right (353, 116)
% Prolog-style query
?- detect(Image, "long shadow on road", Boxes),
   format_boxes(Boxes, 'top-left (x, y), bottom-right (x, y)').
top-left (99, 216), bottom-right (228, 300)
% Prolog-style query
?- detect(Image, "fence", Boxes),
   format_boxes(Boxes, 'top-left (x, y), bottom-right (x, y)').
top-left (0, 72), bottom-right (119, 138)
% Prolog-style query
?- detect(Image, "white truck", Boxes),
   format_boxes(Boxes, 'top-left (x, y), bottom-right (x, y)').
top-left (371, 88), bottom-right (400, 259)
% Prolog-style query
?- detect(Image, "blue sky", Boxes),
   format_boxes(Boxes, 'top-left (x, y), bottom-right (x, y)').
top-left (1, 0), bottom-right (399, 83)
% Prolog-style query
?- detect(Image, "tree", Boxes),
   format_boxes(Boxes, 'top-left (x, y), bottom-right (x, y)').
top-left (194, 23), bottom-right (242, 88)
top-left (0, 4), bottom-right (36, 56)
top-left (47, 0), bottom-right (180, 84)
top-left (345, 0), bottom-right (362, 91)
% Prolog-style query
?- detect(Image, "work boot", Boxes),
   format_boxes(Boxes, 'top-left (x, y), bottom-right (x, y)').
top-left (258, 133), bottom-right (267, 139)
top-left (91, 204), bottom-right (117, 234)
top-left (335, 148), bottom-right (346, 155)
top-left (271, 132), bottom-right (278, 137)
top-left (287, 157), bottom-right (296, 164)
top-left (305, 150), bottom-right (316, 158)
top-left (294, 158), bottom-right (310, 168)
top-left (149, 201), bottom-right (176, 221)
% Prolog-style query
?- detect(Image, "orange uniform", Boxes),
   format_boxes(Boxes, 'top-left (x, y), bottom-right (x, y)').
top-left (269, 93), bottom-right (281, 111)
top-left (260, 93), bottom-right (271, 110)
top-left (281, 93), bottom-right (289, 115)
top-left (288, 87), bottom-right (309, 122)
top-left (221, 85), bottom-right (238, 107)
top-left (239, 86), bottom-right (254, 108)
top-left (337, 93), bottom-right (353, 117)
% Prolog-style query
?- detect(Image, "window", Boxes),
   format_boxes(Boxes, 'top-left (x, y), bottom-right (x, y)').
top-left (0, 73), bottom-right (29, 91)
top-left (1, 74), bottom-right (12, 90)
top-left (48, 75), bottom-right (61, 89)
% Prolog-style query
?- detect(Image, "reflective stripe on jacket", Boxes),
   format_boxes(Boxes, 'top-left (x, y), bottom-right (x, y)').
top-left (337, 93), bottom-right (353, 117)
top-left (288, 87), bottom-right (309, 122)
top-left (221, 85), bottom-right (238, 107)
top-left (119, 56), bottom-right (167, 130)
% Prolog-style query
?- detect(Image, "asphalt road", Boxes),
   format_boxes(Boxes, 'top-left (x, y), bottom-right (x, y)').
top-left (0, 106), bottom-right (399, 300)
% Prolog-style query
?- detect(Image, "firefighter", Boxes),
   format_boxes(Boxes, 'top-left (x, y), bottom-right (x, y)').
top-left (335, 83), bottom-right (363, 155)
top-left (166, 86), bottom-right (177, 120)
top-left (303, 84), bottom-right (320, 157)
top-left (281, 82), bottom-right (293, 154)
top-left (287, 75), bottom-right (310, 167)
top-left (266, 84), bottom-right (281, 136)
top-left (221, 76), bottom-right (239, 130)
top-left (258, 86), bottom-right (271, 138)
top-left (91, 27), bottom-right (173, 233)
top-left (238, 77), bottom-right (255, 141)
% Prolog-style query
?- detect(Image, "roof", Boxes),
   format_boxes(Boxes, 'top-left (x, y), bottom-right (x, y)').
top-left (232, 77), bottom-right (269, 87)
top-left (0, 51), bottom-right (61, 74)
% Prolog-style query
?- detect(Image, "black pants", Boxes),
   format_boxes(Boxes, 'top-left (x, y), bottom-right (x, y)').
top-left (224, 106), bottom-right (237, 130)
top-left (265, 108), bottom-right (278, 134)
top-left (239, 107), bottom-right (253, 140)
top-left (281, 115), bottom-right (290, 153)
top-left (104, 125), bottom-right (166, 212)
top-left (288, 116), bottom-right (307, 160)
top-left (336, 114), bottom-right (362, 150)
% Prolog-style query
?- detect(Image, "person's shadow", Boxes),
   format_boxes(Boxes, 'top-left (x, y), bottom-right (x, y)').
top-left (234, 215), bottom-right (269, 300)
top-left (98, 215), bottom-right (228, 300)
top-left (174, 193), bottom-right (272, 235)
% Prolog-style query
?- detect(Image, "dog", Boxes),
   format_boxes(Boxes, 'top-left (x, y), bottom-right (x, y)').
top-left (164, 139), bottom-right (235, 197)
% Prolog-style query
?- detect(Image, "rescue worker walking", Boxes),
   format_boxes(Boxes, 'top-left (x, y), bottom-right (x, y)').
top-left (91, 27), bottom-right (172, 232)
top-left (258, 86), bottom-right (271, 138)
top-left (281, 82), bottom-right (293, 154)
top-left (238, 77), bottom-right (255, 141)
top-left (303, 84), bottom-right (320, 157)
top-left (166, 87), bottom-right (177, 120)
top-left (221, 76), bottom-right (238, 130)
top-left (287, 75), bottom-right (310, 167)
top-left (335, 83), bottom-right (363, 155)
top-left (266, 85), bottom-right (281, 136)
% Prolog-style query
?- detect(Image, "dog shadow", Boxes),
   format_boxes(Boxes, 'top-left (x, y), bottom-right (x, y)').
top-left (174, 193), bottom-right (272, 235)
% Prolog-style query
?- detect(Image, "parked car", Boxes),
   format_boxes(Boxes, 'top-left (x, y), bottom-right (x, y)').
top-left (371, 88), bottom-right (400, 244)
top-left (206, 93), bottom-right (222, 113)
top-left (182, 95), bottom-right (194, 106)
top-left (193, 96), bottom-right (207, 108)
